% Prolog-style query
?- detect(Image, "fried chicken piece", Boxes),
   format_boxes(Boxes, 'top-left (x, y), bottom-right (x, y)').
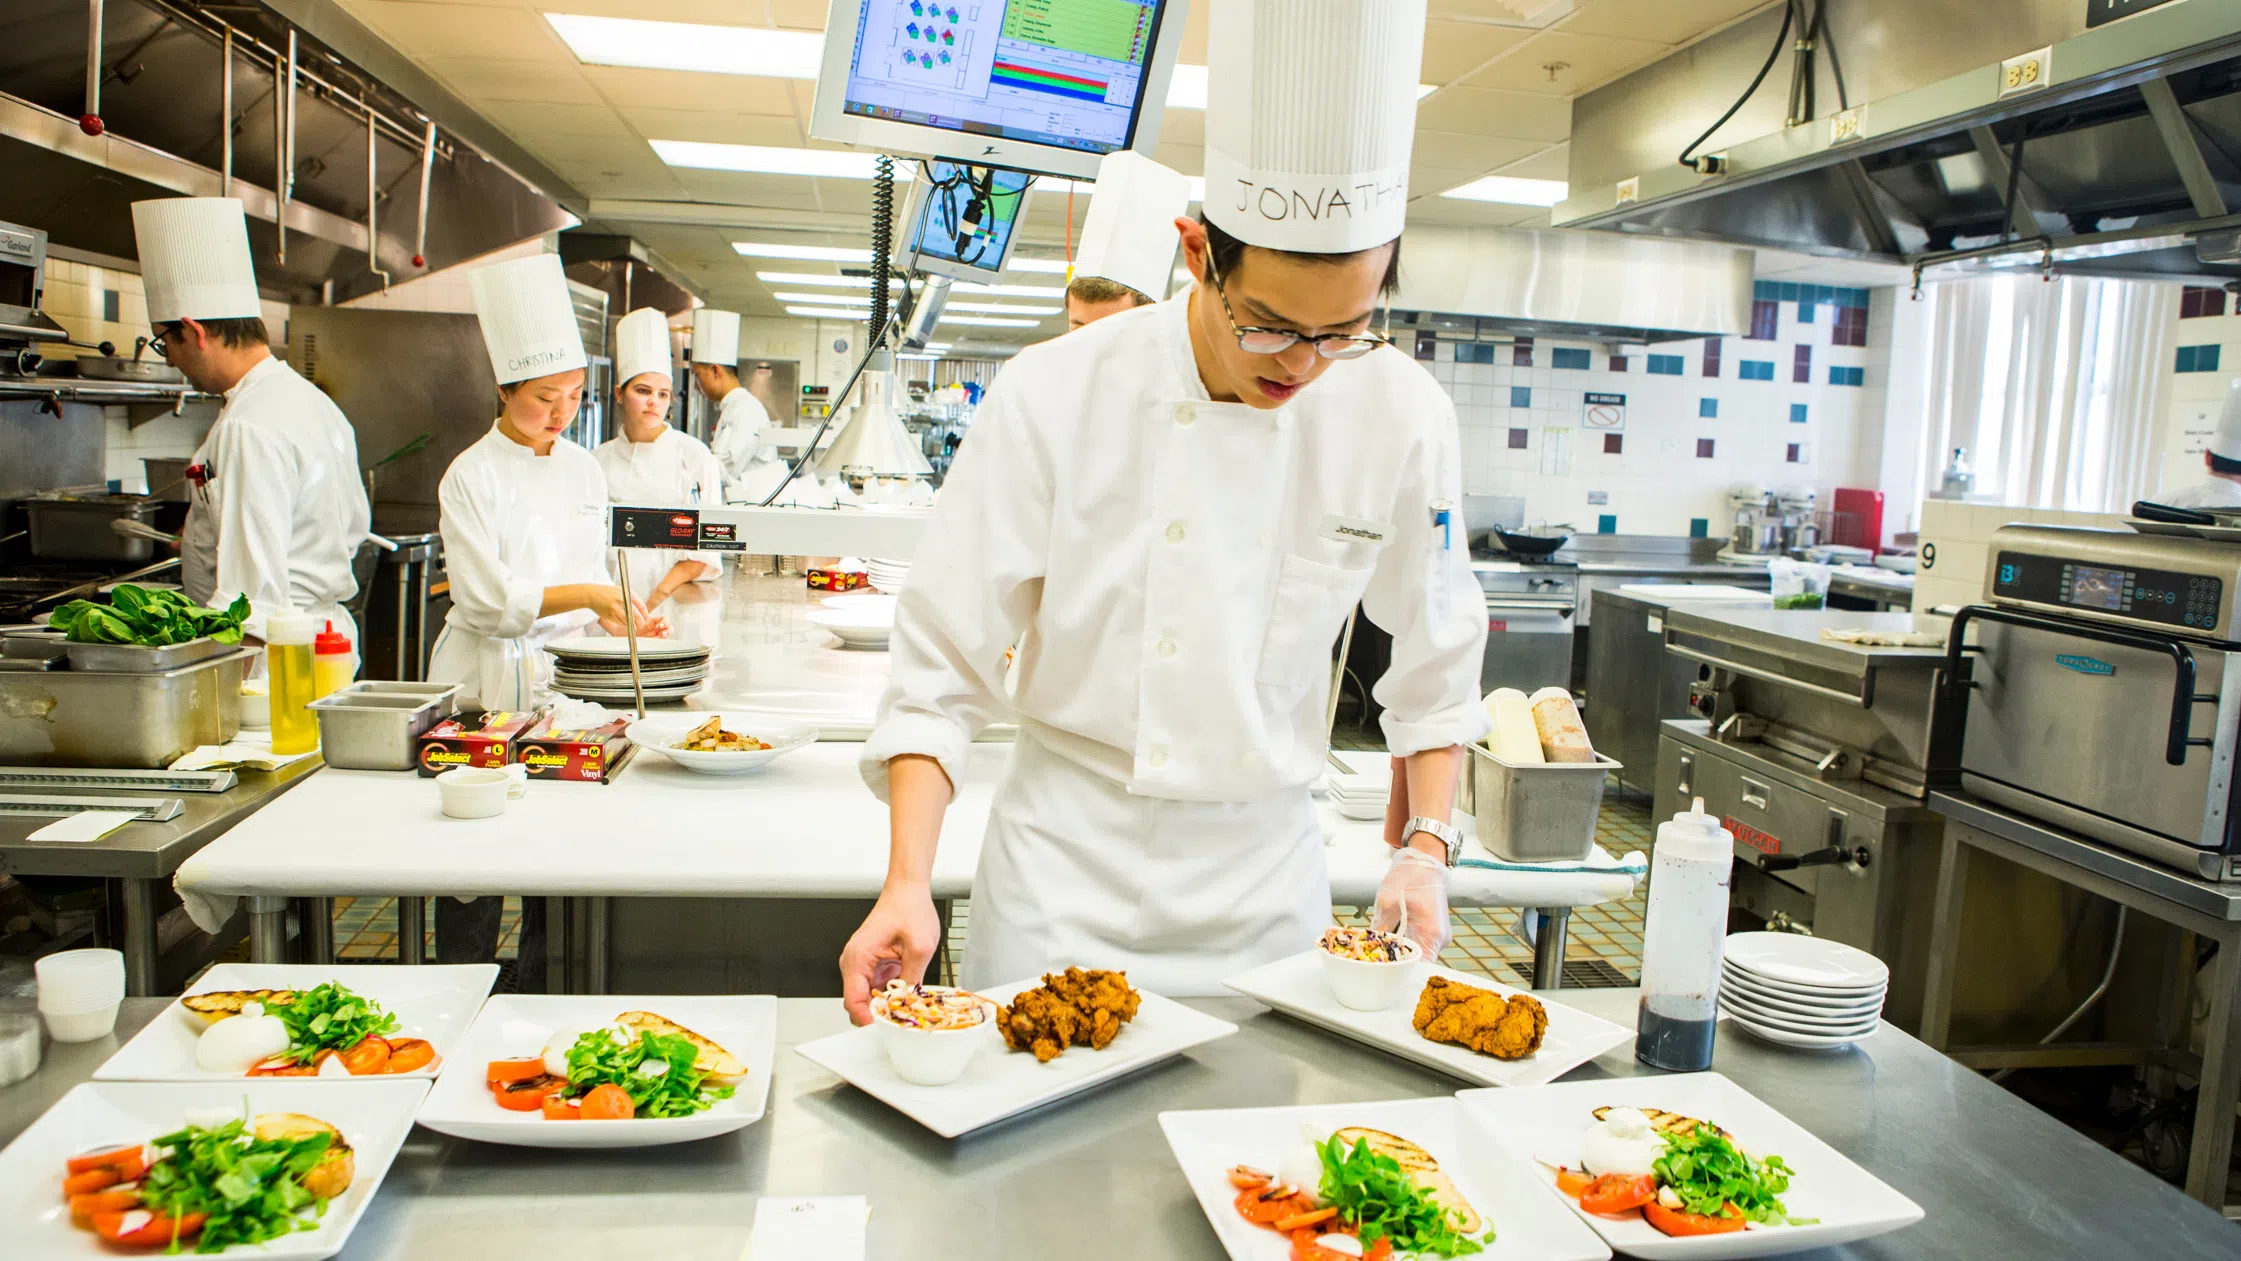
top-left (1410, 975), bottom-right (1548, 1060)
top-left (997, 967), bottom-right (1142, 1062)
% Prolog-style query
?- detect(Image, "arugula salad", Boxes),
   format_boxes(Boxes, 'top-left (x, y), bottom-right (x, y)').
top-left (52, 586), bottom-right (250, 647)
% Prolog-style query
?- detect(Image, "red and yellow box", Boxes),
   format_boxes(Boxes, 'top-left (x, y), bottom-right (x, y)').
top-left (515, 714), bottom-right (634, 783)
top-left (806, 565), bottom-right (866, 592)
top-left (416, 710), bottom-right (540, 777)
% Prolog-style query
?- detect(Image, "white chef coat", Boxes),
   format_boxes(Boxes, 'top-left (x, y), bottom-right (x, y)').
top-left (594, 425), bottom-right (724, 599)
top-left (711, 387), bottom-right (788, 503)
top-left (428, 426), bottom-right (612, 710)
top-left (2159, 476), bottom-right (2241, 510)
top-left (180, 355), bottom-right (371, 643)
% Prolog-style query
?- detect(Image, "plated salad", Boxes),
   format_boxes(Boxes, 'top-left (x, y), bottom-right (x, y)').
top-left (57, 1109), bottom-right (352, 1253)
top-left (184, 983), bottom-right (435, 1077)
top-left (1228, 1127), bottom-right (1490, 1260)
top-left (485, 1011), bottom-right (743, 1121)
top-left (1551, 1106), bottom-right (1806, 1238)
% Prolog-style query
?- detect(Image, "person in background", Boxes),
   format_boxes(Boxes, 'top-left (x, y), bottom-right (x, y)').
top-left (840, 0), bottom-right (1485, 1021)
top-left (746, 362), bottom-right (784, 427)
top-left (1064, 151), bottom-right (1193, 331)
top-left (690, 308), bottom-right (788, 503)
top-left (595, 306), bottom-right (723, 613)
top-left (134, 197), bottom-right (370, 647)
top-left (2161, 378), bottom-right (2241, 509)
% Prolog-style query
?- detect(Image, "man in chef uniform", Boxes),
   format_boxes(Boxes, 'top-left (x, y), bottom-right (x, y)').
top-left (1065, 151), bottom-right (1191, 331)
top-left (2161, 378), bottom-right (2241, 509)
top-left (595, 307), bottom-right (724, 633)
top-left (840, 0), bottom-right (1487, 1020)
top-left (689, 309), bottom-right (788, 504)
top-left (135, 197), bottom-right (371, 646)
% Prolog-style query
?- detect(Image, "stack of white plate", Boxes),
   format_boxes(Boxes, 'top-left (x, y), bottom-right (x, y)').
top-left (1720, 931), bottom-right (1888, 1050)
top-left (1322, 770), bottom-right (1390, 821)
top-left (866, 558), bottom-right (912, 592)
top-left (546, 636), bottom-right (713, 702)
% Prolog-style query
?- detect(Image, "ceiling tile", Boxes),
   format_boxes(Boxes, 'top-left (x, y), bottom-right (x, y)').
top-left (420, 56), bottom-right (596, 103)
top-left (1557, 0), bottom-right (1773, 48)
top-left (1419, 20), bottom-right (1534, 85)
top-left (475, 100), bottom-right (641, 141)
top-left (343, 1), bottom-right (559, 57)
top-left (1414, 88), bottom-right (1569, 143)
top-left (579, 65), bottom-right (800, 113)
top-left (1459, 30), bottom-right (1668, 97)
top-left (619, 108), bottom-right (807, 147)
top-left (1408, 130), bottom-right (1541, 172)
top-left (1490, 141), bottom-right (1570, 180)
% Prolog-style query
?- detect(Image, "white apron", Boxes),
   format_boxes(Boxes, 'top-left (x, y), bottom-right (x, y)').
top-left (960, 731), bottom-right (1329, 997)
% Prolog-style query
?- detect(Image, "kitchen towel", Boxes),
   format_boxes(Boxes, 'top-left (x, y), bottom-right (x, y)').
top-left (28, 810), bottom-right (139, 843)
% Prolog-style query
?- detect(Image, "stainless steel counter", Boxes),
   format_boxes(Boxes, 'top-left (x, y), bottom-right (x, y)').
top-left (6, 989), bottom-right (2233, 1259)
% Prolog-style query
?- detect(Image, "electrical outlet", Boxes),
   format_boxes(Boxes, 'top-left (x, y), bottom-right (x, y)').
top-left (1998, 47), bottom-right (2052, 99)
top-left (1615, 176), bottom-right (1640, 205)
top-left (1829, 107), bottom-right (1863, 145)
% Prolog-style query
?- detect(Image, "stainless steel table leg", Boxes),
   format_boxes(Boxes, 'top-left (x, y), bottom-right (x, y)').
top-left (547, 897), bottom-right (571, 994)
top-left (301, 897), bottom-right (333, 965)
top-left (2183, 924), bottom-right (2241, 1207)
top-left (584, 896), bottom-right (609, 995)
top-left (395, 896), bottom-right (425, 965)
top-left (249, 896), bottom-right (290, 964)
top-left (1532, 907), bottom-right (1570, 990)
top-left (120, 879), bottom-right (160, 997)
top-left (1919, 828), bottom-right (1971, 1051)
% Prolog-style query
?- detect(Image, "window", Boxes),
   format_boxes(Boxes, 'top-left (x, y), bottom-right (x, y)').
top-left (1699, 398), bottom-right (1718, 418)
top-left (1647, 354), bottom-right (1685, 376)
top-left (1746, 300), bottom-right (1779, 340)
top-left (1702, 338), bottom-right (1722, 377)
top-left (1793, 344), bottom-right (1812, 383)
top-left (1551, 347), bottom-right (1591, 370)
top-left (1739, 360), bottom-right (1776, 381)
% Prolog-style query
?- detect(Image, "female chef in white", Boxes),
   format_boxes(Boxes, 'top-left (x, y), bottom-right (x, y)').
top-left (840, 0), bottom-right (1487, 1019)
top-left (428, 254), bottom-right (663, 713)
top-left (594, 306), bottom-right (724, 632)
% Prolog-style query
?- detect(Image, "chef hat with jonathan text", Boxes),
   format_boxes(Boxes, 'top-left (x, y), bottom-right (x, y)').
top-left (2213, 377), bottom-right (2241, 463)
top-left (1203, 0), bottom-right (1428, 255)
top-left (691, 309), bottom-right (742, 367)
top-left (469, 253), bottom-right (586, 384)
top-left (131, 198), bottom-right (262, 325)
top-left (1073, 151), bottom-right (1192, 301)
top-left (613, 306), bottom-right (673, 388)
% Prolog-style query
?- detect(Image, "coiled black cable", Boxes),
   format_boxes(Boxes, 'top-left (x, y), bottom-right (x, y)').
top-left (869, 154), bottom-right (895, 338)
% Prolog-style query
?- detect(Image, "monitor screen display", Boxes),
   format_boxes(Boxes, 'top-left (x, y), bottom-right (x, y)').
top-left (835, 0), bottom-right (1169, 160)
top-left (906, 162), bottom-right (1032, 278)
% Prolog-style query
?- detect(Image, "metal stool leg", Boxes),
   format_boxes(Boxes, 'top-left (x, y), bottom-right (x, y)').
top-left (1533, 907), bottom-right (1571, 989)
top-left (395, 896), bottom-right (425, 965)
top-left (301, 897), bottom-right (333, 965)
top-left (249, 896), bottom-right (290, 963)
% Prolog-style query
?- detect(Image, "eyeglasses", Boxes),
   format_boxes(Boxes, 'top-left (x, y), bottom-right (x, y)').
top-left (149, 324), bottom-right (179, 361)
top-left (1204, 257), bottom-right (1392, 361)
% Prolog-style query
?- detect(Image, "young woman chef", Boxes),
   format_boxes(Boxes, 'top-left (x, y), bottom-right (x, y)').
top-left (427, 253), bottom-right (664, 713)
top-left (840, 0), bottom-right (1487, 1020)
top-left (594, 306), bottom-right (725, 633)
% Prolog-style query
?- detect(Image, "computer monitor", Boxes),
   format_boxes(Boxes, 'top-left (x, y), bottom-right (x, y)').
top-left (809, 0), bottom-right (1186, 180)
top-left (902, 162), bottom-right (1034, 281)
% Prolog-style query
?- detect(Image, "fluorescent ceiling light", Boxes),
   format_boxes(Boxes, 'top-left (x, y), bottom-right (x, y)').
top-left (545, 14), bottom-right (823, 78)
top-left (786, 305), bottom-right (871, 319)
top-left (756, 271), bottom-right (871, 288)
top-left (897, 353), bottom-right (941, 361)
top-left (1007, 257), bottom-right (1071, 275)
top-left (653, 140), bottom-right (917, 180)
top-left (948, 301), bottom-right (1058, 315)
top-left (1440, 175), bottom-right (1569, 207)
top-left (925, 342), bottom-right (952, 350)
top-left (940, 314), bottom-right (1040, 328)
top-left (736, 241), bottom-right (873, 262)
top-left (773, 291), bottom-right (871, 304)
top-left (1164, 64), bottom-right (1432, 110)
top-left (953, 282), bottom-right (1065, 298)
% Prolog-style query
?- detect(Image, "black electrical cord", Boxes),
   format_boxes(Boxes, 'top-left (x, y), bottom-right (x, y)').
top-left (753, 311), bottom-right (893, 508)
top-left (1812, 0), bottom-right (1850, 112)
top-left (1678, 0), bottom-right (1794, 173)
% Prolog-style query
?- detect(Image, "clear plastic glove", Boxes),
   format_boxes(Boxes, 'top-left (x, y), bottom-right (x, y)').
top-left (1374, 845), bottom-right (1453, 960)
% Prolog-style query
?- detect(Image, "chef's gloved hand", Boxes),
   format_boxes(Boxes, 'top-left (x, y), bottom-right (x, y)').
top-left (840, 885), bottom-right (943, 1026)
top-left (1374, 845), bottom-right (1452, 961)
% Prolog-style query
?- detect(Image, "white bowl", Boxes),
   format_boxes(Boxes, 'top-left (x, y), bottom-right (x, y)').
top-left (807, 608), bottom-right (893, 649)
top-left (627, 714), bottom-right (816, 776)
top-left (43, 1002), bottom-right (120, 1043)
top-left (869, 988), bottom-right (997, 1086)
top-left (1318, 936), bottom-right (1423, 1011)
top-left (1724, 931), bottom-right (1889, 988)
top-left (821, 593), bottom-right (898, 615)
top-left (239, 682), bottom-right (271, 729)
top-left (35, 948), bottom-right (124, 1013)
top-left (437, 765), bottom-right (525, 819)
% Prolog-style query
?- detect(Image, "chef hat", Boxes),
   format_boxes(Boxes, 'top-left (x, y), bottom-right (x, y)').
top-left (1203, 0), bottom-right (1428, 254)
top-left (131, 198), bottom-right (261, 324)
top-left (2213, 378), bottom-right (2241, 463)
top-left (469, 254), bottom-right (586, 384)
top-left (613, 306), bottom-right (673, 388)
top-left (1073, 152), bottom-right (1191, 301)
top-left (691, 309), bottom-right (742, 367)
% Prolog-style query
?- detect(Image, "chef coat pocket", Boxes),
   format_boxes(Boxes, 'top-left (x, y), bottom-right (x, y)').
top-left (1255, 555), bottom-right (1374, 693)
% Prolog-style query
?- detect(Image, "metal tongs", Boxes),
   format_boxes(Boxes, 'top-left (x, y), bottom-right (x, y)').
top-left (613, 550), bottom-right (646, 719)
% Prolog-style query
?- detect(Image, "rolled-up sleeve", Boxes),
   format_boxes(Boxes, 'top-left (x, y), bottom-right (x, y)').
top-left (860, 370), bottom-right (1053, 800)
top-left (437, 459), bottom-right (545, 640)
top-left (1362, 390), bottom-right (1492, 756)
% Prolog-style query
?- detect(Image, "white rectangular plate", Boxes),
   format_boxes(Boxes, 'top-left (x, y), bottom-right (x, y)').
top-left (415, 995), bottom-right (776, 1148)
top-left (1456, 1073), bottom-right (1925, 1259)
top-left (0, 1077), bottom-right (427, 1260)
top-left (95, 963), bottom-right (499, 1082)
top-left (795, 979), bottom-right (1236, 1138)
top-left (1224, 951), bottom-right (1632, 1088)
top-left (1160, 1096), bottom-right (1611, 1261)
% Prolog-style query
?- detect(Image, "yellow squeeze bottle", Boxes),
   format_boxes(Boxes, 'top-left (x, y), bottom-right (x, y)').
top-left (266, 611), bottom-right (319, 755)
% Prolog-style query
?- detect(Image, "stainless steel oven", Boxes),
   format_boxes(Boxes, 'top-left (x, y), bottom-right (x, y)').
top-left (1950, 525), bottom-right (2241, 881)
top-left (1476, 559), bottom-right (1578, 694)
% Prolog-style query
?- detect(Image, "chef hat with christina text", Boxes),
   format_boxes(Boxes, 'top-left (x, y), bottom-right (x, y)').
top-left (1073, 152), bottom-right (1192, 301)
top-left (469, 254), bottom-right (586, 384)
top-left (131, 198), bottom-right (262, 325)
top-left (692, 309), bottom-right (742, 367)
top-left (1203, 0), bottom-right (1428, 255)
top-left (614, 306), bottom-right (673, 388)
top-left (2213, 378), bottom-right (2241, 463)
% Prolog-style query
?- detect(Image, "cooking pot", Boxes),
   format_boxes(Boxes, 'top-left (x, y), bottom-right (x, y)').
top-left (1493, 524), bottom-right (1573, 557)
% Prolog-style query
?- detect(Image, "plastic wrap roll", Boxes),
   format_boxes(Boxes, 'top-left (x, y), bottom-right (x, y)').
top-left (1529, 687), bottom-right (1594, 763)
top-left (1484, 688), bottom-right (1543, 764)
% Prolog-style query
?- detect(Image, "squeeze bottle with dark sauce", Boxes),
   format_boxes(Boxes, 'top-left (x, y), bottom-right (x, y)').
top-left (1635, 797), bottom-right (1733, 1072)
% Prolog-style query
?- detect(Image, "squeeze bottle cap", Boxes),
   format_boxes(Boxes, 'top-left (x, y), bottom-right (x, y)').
top-left (314, 619), bottom-right (352, 654)
top-left (264, 610), bottom-right (316, 645)
top-left (1657, 796), bottom-right (1733, 862)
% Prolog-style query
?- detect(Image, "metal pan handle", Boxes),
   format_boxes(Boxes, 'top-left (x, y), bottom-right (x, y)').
top-left (2132, 500), bottom-right (2220, 526)
top-left (1943, 604), bottom-right (2211, 767)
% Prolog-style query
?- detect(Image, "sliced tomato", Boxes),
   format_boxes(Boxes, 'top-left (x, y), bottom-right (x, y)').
top-left (248, 1053), bottom-right (319, 1077)
top-left (1580, 1174), bottom-right (1658, 1216)
top-left (92, 1209), bottom-right (206, 1247)
top-left (63, 1167), bottom-right (124, 1196)
top-left (337, 1036), bottom-right (392, 1076)
top-left (1273, 1206), bottom-right (1337, 1232)
top-left (1554, 1167), bottom-right (1594, 1197)
top-left (487, 1057), bottom-right (549, 1085)
top-left (69, 1186), bottom-right (142, 1224)
top-left (1227, 1165), bottom-right (1273, 1190)
top-left (1288, 1229), bottom-right (1391, 1261)
top-left (1643, 1200), bottom-right (1748, 1237)
top-left (65, 1145), bottom-right (149, 1178)
top-left (540, 1093), bottom-right (581, 1121)
top-left (1235, 1186), bottom-right (1316, 1227)
top-left (385, 1038), bottom-right (437, 1074)
top-left (490, 1074), bottom-right (566, 1112)
top-left (578, 1083), bottom-right (635, 1121)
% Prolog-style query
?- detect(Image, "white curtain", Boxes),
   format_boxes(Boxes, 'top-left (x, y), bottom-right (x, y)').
top-left (1907, 274), bottom-right (2174, 514)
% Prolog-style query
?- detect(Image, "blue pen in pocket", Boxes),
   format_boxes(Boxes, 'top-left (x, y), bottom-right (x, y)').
top-left (1430, 499), bottom-right (1454, 552)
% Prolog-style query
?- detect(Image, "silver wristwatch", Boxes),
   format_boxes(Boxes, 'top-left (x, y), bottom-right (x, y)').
top-left (1404, 815), bottom-right (1464, 867)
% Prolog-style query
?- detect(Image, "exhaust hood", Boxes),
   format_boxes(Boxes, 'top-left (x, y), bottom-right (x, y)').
top-left (1557, 0), bottom-right (2241, 285)
top-left (1390, 224), bottom-right (1752, 345)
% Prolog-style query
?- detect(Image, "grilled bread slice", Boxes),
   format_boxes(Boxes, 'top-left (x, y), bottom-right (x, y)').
top-left (614, 1011), bottom-right (747, 1085)
top-left (1590, 1106), bottom-right (1729, 1142)
top-left (1328, 1127), bottom-right (1483, 1235)
top-left (181, 989), bottom-right (297, 1025)
top-left (252, 1113), bottom-right (354, 1201)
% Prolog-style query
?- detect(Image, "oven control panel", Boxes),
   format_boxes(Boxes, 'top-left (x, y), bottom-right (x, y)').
top-left (1992, 550), bottom-right (2224, 631)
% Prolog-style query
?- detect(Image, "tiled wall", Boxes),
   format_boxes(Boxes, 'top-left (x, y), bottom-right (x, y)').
top-left (2158, 284), bottom-right (2241, 495)
top-left (1912, 499), bottom-right (2127, 614)
top-left (1418, 283), bottom-right (1888, 536)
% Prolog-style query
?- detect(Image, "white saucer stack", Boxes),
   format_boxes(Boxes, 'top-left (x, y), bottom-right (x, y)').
top-left (547, 637), bottom-right (713, 703)
top-left (866, 558), bottom-right (911, 592)
top-left (1719, 931), bottom-right (1888, 1050)
top-left (1322, 769), bottom-right (1390, 821)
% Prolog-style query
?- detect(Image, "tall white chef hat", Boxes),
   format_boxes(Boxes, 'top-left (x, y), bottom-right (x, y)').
top-left (1203, 0), bottom-right (1429, 255)
top-left (2213, 378), bottom-right (2241, 463)
top-left (131, 198), bottom-right (261, 325)
top-left (1072, 152), bottom-right (1191, 302)
top-left (691, 309), bottom-right (742, 367)
top-left (613, 306), bottom-right (673, 388)
top-left (469, 253), bottom-right (585, 384)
